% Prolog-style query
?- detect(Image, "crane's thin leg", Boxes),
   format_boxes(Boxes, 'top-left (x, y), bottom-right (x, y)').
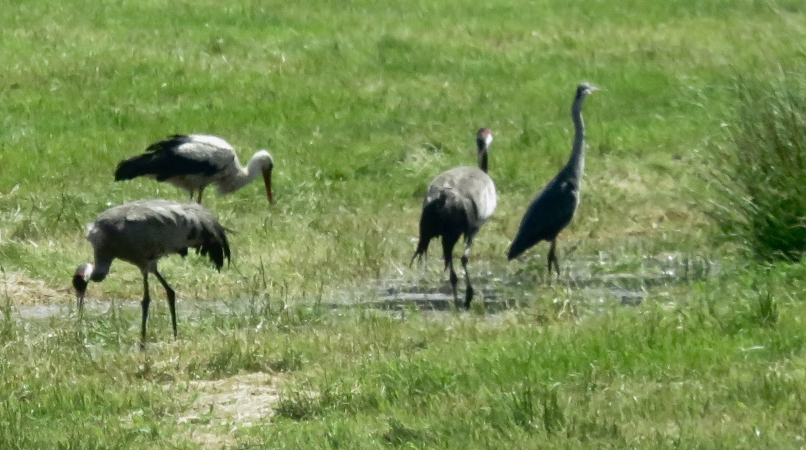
top-left (461, 239), bottom-right (475, 309)
top-left (447, 258), bottom-right (459, 306)
top-left (548, 240), bottom-right (561, 278)
top-left (188, 191), bottom-right (195, 202)
top-left (442, 235), bottom-right (460, 307)
top-left (140, 274), bottom-right (151, 350)
top-left (196, 190), bottom-right (204, 204)
top-left (153, 270), bottom-right (177, 339)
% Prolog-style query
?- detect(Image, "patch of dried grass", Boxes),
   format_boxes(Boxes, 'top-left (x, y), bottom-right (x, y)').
top-left (0, 270), bottom-right (68, 306)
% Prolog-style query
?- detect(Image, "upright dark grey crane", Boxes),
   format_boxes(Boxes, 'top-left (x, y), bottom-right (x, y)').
top-left (507, 82), bottom-right (598, 275)
top-left (411, 128), bottom-right (497, 308)
top-left (115, 134), bottom-right (275, 204)
top-left (72, 199), bottom-right (231, 348)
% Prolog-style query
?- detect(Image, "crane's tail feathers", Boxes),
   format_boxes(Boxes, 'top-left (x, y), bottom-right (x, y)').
top-left (507, 239), bottom-right (531, 260)
top-left (507, 244), bottom-right (523, 261)
top-left (196, 222), bottom-right (232, 271)
top-left (411, 193), bottom-right (447, 268)
top-left (410, 238), bottom-right (429, 267)
top-left (507, 229), bottom-right (537, 261)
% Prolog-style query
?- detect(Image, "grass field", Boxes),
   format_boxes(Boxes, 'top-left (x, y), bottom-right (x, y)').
top-left (1, 0), bottom-right (806, 448)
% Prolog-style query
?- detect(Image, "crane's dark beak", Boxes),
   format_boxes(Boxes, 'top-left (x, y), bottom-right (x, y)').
top-left (73, 274), bottom-right (88, 313)
top-left (262, 168), bottom-right (274, 205)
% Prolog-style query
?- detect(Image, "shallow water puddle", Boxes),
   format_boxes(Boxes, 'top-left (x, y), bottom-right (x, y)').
top-left (8, 253), bottom-right (716, 320)
top-left (363, 252), bottom-right (717, 313)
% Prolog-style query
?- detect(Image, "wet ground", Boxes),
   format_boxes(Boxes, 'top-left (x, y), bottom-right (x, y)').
top-left (328, 252), bottom-right (717, 313)
top-left (8, 253), bottom-right (716, 321)
top-left (10, 299), bottom-right (238, 322)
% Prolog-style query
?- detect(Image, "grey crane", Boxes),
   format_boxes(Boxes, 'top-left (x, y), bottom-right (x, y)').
top-left (115, 134), bottom-right (274, 204)
top-left (411, 128), bottom-right (497, 308)
top-left (507, 82), bottom-right (598, 275)
top-left (72, 199), bottom-right (231, 348)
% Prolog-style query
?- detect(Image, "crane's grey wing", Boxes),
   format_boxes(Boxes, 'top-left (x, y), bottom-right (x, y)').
top-left (450, 168), bottom-right (496, 221)
top-left (466, 173), bottom-right (496, 223)
top-left (423, 166), bottom-right (497, 239)
top-left (507, 177), bottom-right (578, 260)
top-left (93, 200), bottom-right (230, 270)
top-left (425, 167), bottom-right (496, 216)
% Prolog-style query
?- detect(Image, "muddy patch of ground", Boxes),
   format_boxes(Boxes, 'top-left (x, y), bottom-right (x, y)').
top-left (177, 371), bottom-right (280, 448)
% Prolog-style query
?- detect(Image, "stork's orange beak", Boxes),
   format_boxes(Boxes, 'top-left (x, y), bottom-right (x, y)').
top-left (263, 168), bottom-right (274, 205)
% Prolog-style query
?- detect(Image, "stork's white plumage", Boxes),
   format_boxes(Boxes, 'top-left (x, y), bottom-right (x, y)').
top-left (411, 128), bottom-right (497, 308)
top-left (115, 134), bottom-right (275, 204)
top-left (72, 199), bottom-right (231, 348)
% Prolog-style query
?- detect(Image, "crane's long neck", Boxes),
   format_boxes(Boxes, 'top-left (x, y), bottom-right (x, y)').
top-left (566, 94), bottom-right (587, 180)
top-left (477, 147), bottom-right (489, 173)
top-left (218, 153), bottom-right (265, 194)
top-left (89, 259), bottom-right (111, 282)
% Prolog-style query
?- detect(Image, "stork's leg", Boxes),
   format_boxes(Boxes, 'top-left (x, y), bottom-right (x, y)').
top-left (548, 239), bottom-right (561, 278)
top-left (196, 189), bottom-right (204, 204)
top-left (140, 273), bottom-right (151, 350)
top-left (153, 270), bottom-right (178, 339)
top-left (188, 191), bottom-right (196, 202)
top-left (461, 238), bottom-right (475, 309)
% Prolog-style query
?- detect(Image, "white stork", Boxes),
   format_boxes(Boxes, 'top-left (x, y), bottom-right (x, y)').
top-left (410, 128), bottom-right (497, 308)
top-left (72, 199), bottom-right (231, 348)
top-left (114, 134), bottom-right (275, 204)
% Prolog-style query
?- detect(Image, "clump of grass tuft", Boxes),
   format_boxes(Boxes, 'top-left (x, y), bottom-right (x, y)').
top-left (751, 287), bottom-right (778, 327)
top-left (275, 380), bottom-right (381, 422)
top-left (0, 266), bottom-right (13, 343)
top-left (507, 384), bottom-right (567, 435)
top-left (382, 418), bottom-right (434, 447)
top-left (705, 72), bottom-right (806, 262)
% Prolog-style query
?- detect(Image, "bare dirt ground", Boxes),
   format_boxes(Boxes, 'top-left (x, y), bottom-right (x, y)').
top-left (177, 371), bottom-right (281, 448)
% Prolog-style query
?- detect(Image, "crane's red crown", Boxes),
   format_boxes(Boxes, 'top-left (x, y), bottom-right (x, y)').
top-left (476, 128), bottom-right (493, 149)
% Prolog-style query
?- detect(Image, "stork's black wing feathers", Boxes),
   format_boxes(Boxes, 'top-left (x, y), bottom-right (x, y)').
top-left (114, 135), bottom-right (220, 181)
top-left (145, 135), bottom-right (193, 153)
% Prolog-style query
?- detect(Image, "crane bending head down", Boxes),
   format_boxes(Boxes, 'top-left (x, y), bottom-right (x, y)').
top-left (73, 262), bottom-right (93, 310)
top-left (71, 200), bottom-right (231, 348)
